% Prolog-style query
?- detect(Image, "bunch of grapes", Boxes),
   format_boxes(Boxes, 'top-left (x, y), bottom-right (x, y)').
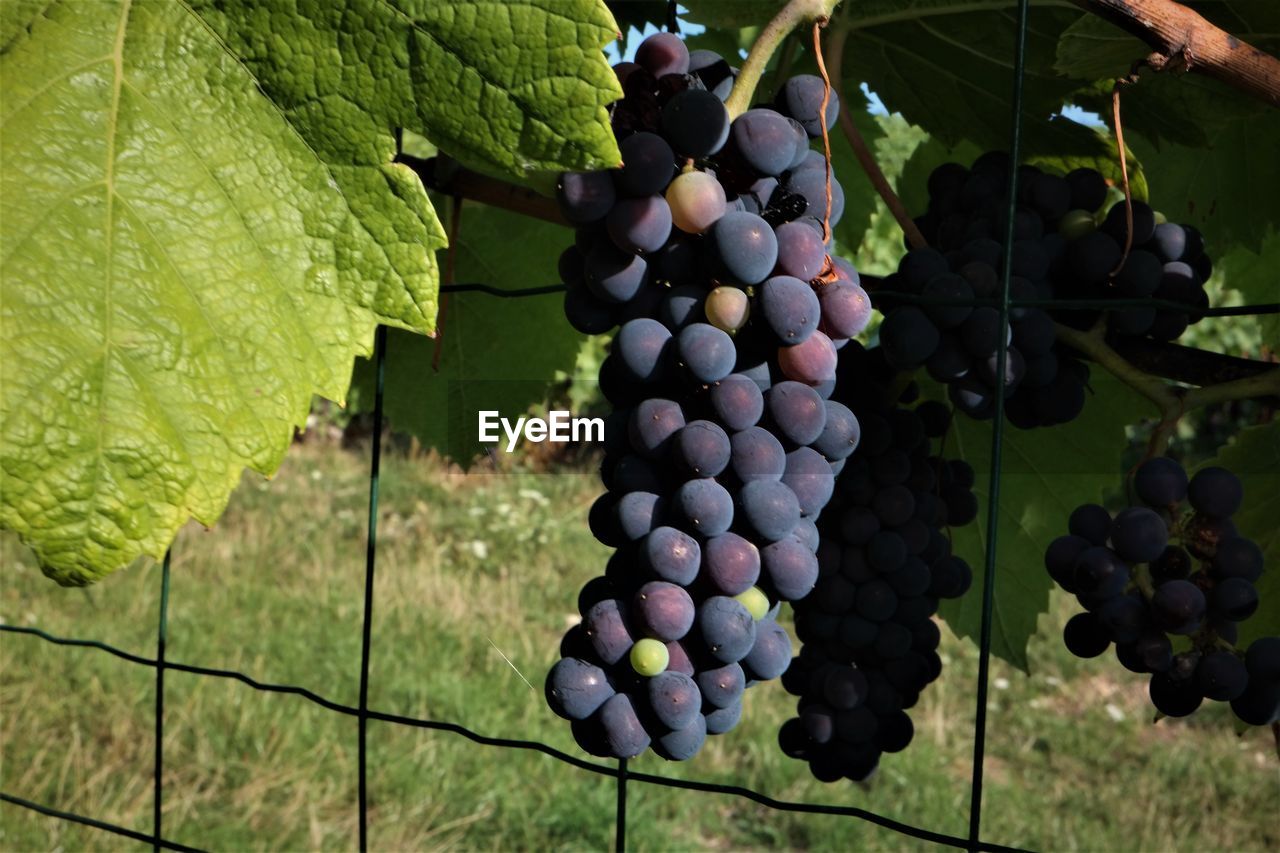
top-left (1045, 457), bottom-right (1278, 726)
top-left (877, 152), bottom-right (1093, 428)
top-left (546, 32), bottom-right (875, 762)
top-left (881, 153), bottom-right (1216, 430)
top-left (1055, 199), bottom-right (1213, 342)
top-left (775, 343), bottom-right (978, 782)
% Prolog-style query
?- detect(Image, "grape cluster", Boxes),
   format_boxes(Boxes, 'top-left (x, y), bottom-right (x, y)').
top-left (546, 32), bottom-right (875, 762)
top-left (776, 344), bottom-right (978, 782)
top-left (878, 152), bottom-right (1094, 428)
top-left (1055, 199), bottom-right (1213, 343)
top-left (1045, 457), bottom-right (1278, 726)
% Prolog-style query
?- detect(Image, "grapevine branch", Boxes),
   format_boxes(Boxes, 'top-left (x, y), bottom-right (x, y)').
top-left (723, 0), bottom-right (841, 119)
top-left (1054, 320), bottom-right (1280, 454)
top-left (1071, 0), bottom-right (1280, 107)
top-left (824, 23), bottom-right (928, 250)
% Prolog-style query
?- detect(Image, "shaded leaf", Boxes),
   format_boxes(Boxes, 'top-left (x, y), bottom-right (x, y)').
top-left (937, 375), bottom-right (1155, 671)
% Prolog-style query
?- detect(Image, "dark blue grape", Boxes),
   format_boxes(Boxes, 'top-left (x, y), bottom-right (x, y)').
top-left (699, 596), bottom-right (757, 663)
top-left (661, 89), bottom-right (731, 157)
top-left (677, 322), bottom-right (736, 383)
top-left (642, 527), bottom-right (701, 586)
top-left (712, 212), bottom-right (778, 284)
top-left (635, 31), bottom-right (690, 77)
top-left (705, 698), bottom-right (744, 734)
top-left (703, 532), bottom-right (761, 595)
top-left (743, 619), bottom-right (792, 680)
top-left (1109, 507), bottom-right (1169, 563)
top-left (674, 420), bottom-right (731, 478)
top-left (760, 275), bottom-right (820, 344)
top-left (1148, 673), bottom-right (1203, 718)
top-left (607, 195), bottom-right (673, 254)
top-left (614, 318), bottom-right (671, 382)
top-left (630, 398), bottom-right (685, 458)
top-left (775, 220), bottom-right (827, 281)
top-left (765, 381), bottom-right (826, 445)
top-left (738, 479), bottom-right (802, 542)
top-left (1134, 457), bottom-right (1188, 507)
top-left (880, 308), bottom-right (940, 368)
top-left (558, 171), bottom-right (615, 224)
top-left (675, 478), bottom-right (734, 537)
top-left (1209, 577), bottom-right (1258, 622)
top-left (761, 535), bottom-right (819, 600)
top-left (1068, 503), bottom-right (1112, 546)
top-left (586, 243), bottom-right (647, 303)
top-left (730, 426), bottom-right (786, 483)
top-left (647, 670), bottom-right (701, 730)
top-left (546, 658), bottom-right (615, 720)
top-left (634, 581), bottom-right (696, 642)
top-left (1063, 612), bottom-right (1110, 658)
top-left (776, 73), bottom-right (839, 137)
top-left (1187, 466), bottom-right (1243, 518)
top-left (1214, 537), bottom-right (1264, 581)
top-left (584, 598), bottom-right (635, 666)
top-left (1152, 580), bottom-right (1206, 635)
top-left (731, 108), bottom-right (798, 176)
top-left (782, 447), bottom-right (834, 517)
top-left (598, 693), bottom-right (651, 757)
top-left (1196, 651), bottom-right (1248, 701)
top-left (616, 491), bottom-right (664, 541)
top-left (653, 714), bottom-right (707, 760)
top-left (616, 132), bottom-right (676, 197)
top-left (710, 375), bottom-right (765, 431)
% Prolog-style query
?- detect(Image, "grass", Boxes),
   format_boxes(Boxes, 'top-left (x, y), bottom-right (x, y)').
top-left (2, 440), bottom-right (1276, 852)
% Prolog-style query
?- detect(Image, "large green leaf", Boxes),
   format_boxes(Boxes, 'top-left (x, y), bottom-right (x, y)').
top-left (937, 376), bottom-right (1155, 671)
top-left (0, 0), bottom-right (621, 585)
top-left (195, 0), bottom-right (624, 185)
top-left (349, 203), bottom-right (584, 461)
top-left (1197, 422), bottom-right (1280, 647)
top-left (840, 4), bottom-right (1085, 153)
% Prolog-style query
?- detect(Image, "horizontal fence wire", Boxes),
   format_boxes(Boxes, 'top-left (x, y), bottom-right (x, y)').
top-left (0, 792), bottom-right (202, 852)
top-left (436, 280), bottom-right (1280, 318)
top-left (0, 623), bottom-right (1029, 853)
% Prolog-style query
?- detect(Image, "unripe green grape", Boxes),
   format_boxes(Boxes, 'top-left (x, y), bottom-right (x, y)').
top-left (706, 285), bottom-right (750, 333)
top-left (1059, 209), bottom-right (1096, 241)
top-left (630, 637), bottom-right (670, 676)
top-left (666, 171), bottom-right (727, 234)
top-left (734, 586), bottom-right (770, 620)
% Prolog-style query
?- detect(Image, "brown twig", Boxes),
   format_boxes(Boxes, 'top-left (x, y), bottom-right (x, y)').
top-left (1109, 78), bottom-right (1135, 275)
top-left (813, 19), bottom-right (834, 244)
top-left (825, 24), bottom-right (928, 250)
top-left (1070, 0), bottom-right (1280, 107)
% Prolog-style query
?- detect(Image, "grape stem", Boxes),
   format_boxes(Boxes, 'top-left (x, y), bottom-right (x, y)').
top-left (1054, 320), bottom-right (1280, 456)
top-left (723, 0), bottom-right (842, 120)
top-left (824, 24), bottom-right (929, 250)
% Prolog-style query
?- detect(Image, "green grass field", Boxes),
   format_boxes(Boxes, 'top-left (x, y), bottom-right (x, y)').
top-left (2, 440), bottom-right (1276, 852)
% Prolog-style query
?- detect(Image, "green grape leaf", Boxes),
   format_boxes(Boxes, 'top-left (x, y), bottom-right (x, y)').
top-left (1, 0), bottom-right (622, 585)
top-left (195, 0), bottom-right (624, 185)
top-left (349, 203), bottom-right (584, 461)
top-left (0, 0), bottom-right (433, 584)
top-left (937, 376), bottom-right (1156, 672)
top-left (1197, 422), bottom-right (1280, 646)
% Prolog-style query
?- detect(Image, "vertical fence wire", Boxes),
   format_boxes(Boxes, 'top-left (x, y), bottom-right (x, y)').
top-left (153, 550), bottom-right (171, 852)
top-left (358, 325), bottom-right (389, 851)
top-left (967, 0), bottom-right (1032, 848)
top-left (615, 758), bottom-right (629, 852)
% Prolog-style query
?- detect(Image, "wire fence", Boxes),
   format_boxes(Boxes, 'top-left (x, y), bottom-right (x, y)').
top-left (3, 1), bottom-right (1277, 850)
